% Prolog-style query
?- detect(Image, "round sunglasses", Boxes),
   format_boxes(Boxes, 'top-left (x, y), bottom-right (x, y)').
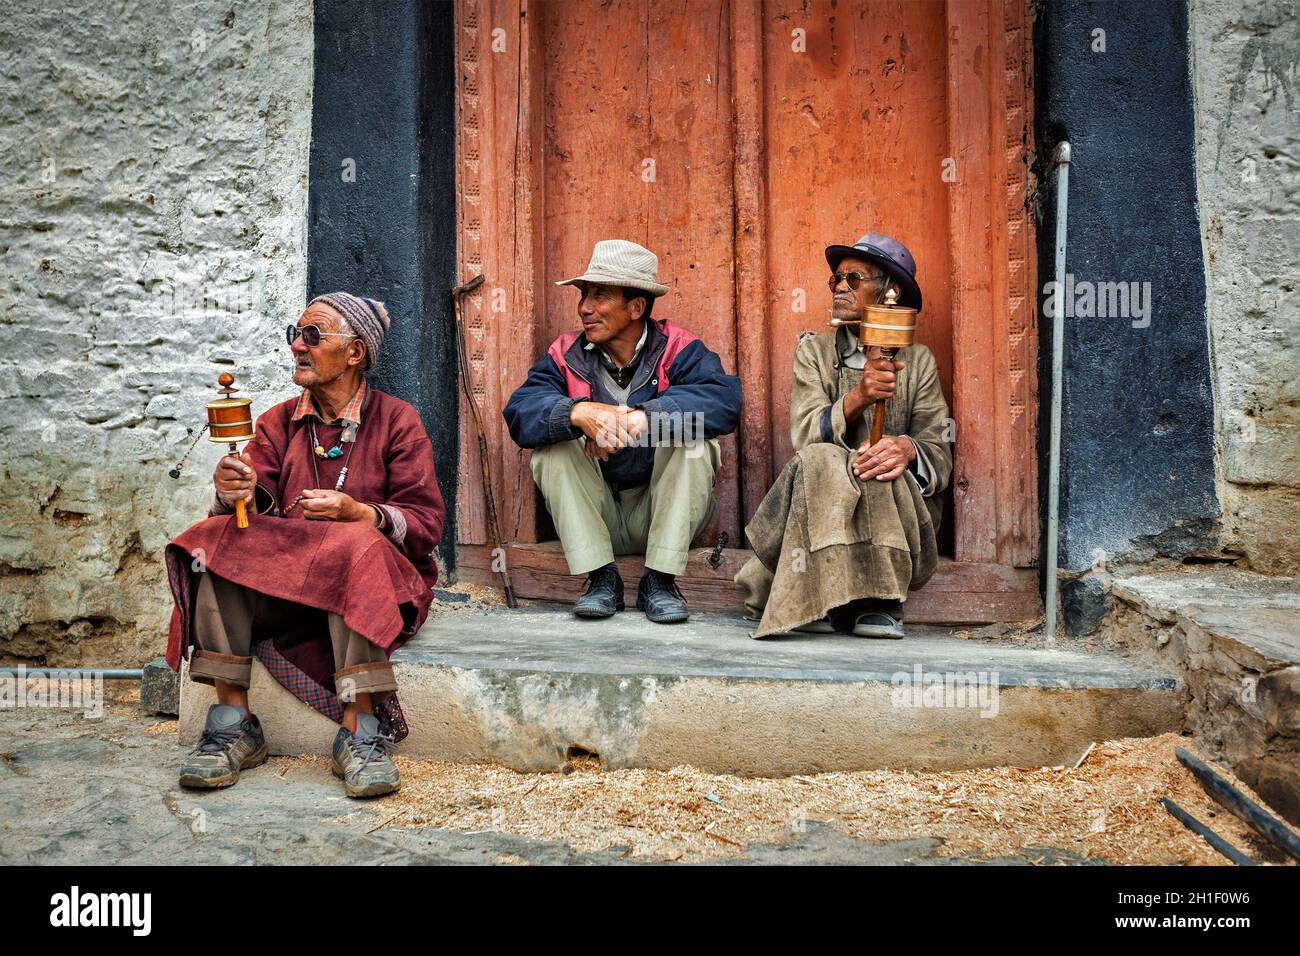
top-left (827, 270), bottom-right (890, 292)
top-left (286, 324), bottom-right (356, 348)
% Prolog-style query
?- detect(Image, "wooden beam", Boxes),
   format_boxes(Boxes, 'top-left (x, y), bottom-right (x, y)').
top-left (454, 0), bottom-right (545, 546)
top-left (946, 0), bottom-right (998, 564)
top-left (730, 0), bottom-right (773, 534)
top-left (993, 0), bottom-right (1039, 567)
top-left (455, 542), bottom-right (1041, 624)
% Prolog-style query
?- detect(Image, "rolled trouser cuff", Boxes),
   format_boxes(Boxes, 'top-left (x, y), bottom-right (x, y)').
top-left (645, 545), bottom-right (690, 577)
top-left (190, 650), bottom-right (253, 687)
top-left (333, 662), bottom-right (397, 700)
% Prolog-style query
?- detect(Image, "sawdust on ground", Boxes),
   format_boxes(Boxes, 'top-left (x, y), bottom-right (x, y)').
top-left (424, 581), bottom-right (507, 616)
top-left (334, 733), bottom-right (1295, 864)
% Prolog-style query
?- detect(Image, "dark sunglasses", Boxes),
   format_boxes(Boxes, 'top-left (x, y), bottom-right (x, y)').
top-left (828, 270), bottom-right (890, 291)
top-left (286, 324), bottom-right (355, 348)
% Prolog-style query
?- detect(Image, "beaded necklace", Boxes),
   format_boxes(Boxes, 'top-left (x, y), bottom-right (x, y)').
top-left (284, 389), bottom-right (368, 516)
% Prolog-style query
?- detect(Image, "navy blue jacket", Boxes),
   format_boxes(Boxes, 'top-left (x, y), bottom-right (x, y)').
top-left (503, 318), bottom-right (741, 488)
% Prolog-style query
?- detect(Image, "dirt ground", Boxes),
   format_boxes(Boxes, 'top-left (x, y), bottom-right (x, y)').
top-left (359, 733), bottom-right (1294, 865)
top-left (4, 679), bottom-right (1291, 866)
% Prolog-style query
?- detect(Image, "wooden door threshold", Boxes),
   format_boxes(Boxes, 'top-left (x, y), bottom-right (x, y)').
top-left (455, 542), bottom-right (1040, 625)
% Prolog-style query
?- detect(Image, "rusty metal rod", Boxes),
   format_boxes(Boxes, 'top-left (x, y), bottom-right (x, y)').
top-left (1161, 798), bottom-right (1254, 865)
top-left (1176, 747), bottom-right (1300, 862)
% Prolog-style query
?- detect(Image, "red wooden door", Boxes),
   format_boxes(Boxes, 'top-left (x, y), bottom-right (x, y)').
top-left (454, 0), bottom-right (1039, 617)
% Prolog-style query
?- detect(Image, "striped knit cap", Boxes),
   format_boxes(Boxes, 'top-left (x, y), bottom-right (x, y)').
top-left (308, 292), bottom-right (391, 370)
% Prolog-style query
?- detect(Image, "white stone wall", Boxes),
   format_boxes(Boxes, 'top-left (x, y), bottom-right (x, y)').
top-left (1191, 0), bottom-right (1300, 573)
top-left (0, 0), bottom-right (313, 666)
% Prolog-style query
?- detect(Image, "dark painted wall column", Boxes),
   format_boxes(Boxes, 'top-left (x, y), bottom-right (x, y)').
top-left (307, 0), bottom-right (458, 570)
top-left (1035, 0), bottom-right (1219, 627)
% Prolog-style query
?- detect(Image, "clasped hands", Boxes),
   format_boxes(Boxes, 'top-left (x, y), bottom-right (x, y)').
top-left (570, 401), bottom-right (650, 461)
top-left (214, 452), bottom-right (377, 523)
top-left (853, 434), bottom-right (916, 482)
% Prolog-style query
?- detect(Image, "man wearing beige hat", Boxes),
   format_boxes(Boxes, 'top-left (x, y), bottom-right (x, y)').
top-left (504, 240), bottom-right (741, 623)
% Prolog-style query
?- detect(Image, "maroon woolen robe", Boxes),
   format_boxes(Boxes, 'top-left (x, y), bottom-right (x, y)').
top-left (164, 386), bottom-right (444, 737)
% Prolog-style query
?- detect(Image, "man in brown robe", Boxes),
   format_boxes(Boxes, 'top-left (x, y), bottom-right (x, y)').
top-left (736, 232), bottom-right (952, 639)
top-left (164, 292), bottom-right (444, 797)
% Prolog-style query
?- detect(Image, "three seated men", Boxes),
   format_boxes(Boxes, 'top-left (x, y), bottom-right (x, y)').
top-left (164, 231), bottom-right (950, 798)
top-left (504, 240), bottom-right (742, 623)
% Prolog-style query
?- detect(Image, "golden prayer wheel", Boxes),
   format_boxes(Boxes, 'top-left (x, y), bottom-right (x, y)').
top-left (168, 371), bottom-right (257, 528)
top-left (846, 287), bottom-right (918, 446)
top-left (860, 287), bottom-right (918, 351)
top-left (866, 289), bottom-right (915, 445)
top-left (207, 373), bottom-right (254, 528)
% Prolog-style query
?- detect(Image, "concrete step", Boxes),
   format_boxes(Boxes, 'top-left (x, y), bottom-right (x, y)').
top-left (1109, 568), bottom-right (1300, 825)
top-left (180, 603), bottom-right (1184, 775)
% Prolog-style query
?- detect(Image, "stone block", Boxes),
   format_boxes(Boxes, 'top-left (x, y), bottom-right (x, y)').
top-left (139, 655), bottom-right (179, 716)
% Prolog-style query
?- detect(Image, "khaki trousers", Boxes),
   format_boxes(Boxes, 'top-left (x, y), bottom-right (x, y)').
top-left (189, 571), bottom-right (396, 700)
top-left (530, 438), bottom-right (720, 576)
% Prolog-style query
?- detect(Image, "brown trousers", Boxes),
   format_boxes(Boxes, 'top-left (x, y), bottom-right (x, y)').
top-left (189, 571), bottom-right (396, 700)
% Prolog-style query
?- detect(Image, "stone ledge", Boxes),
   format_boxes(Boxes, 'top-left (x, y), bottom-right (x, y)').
top-left (1110, 568), bottom-right (1300, 824)
top-left (181, 605), bottom-right (1183, 776)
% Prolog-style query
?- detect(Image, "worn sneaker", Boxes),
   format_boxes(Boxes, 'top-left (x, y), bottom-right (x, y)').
top-left (636, 568), bottom-right (689, 624)
top-left (849, 599), bottom-right (906, 639)
top-left (178, 703), bottom-right (268, 789)
top-left (573, 563), bottom-right (624, 619)
top-left (332, 712), bottom-right (400, 798)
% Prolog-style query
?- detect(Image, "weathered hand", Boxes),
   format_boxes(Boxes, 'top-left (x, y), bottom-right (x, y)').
top-left (625, 408), bottom-right (649, 441)
top-left (855, 348), bottom-right (906, 405)
top-left (853, 435), bottom-right (916, 482)
top-left (583, 437), bottom-right (610, 461)
top-left (571, 401), bottom-right (640, 452)
top-left (298, 489), bottom-right (373, 522)
top-left (577, 400), bottom-right (647, 452)
top-left (214, 451), bottom-right (256, 508)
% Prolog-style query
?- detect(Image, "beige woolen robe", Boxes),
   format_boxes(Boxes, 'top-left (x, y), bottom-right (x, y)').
top-left (735, 328), bottom-right (953, 637)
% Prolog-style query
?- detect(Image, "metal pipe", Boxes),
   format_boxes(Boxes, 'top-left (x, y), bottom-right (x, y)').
top-left (1045, 141), bottom-right (1071, 647)
top-left (0, 668), bottom-right (143, 679)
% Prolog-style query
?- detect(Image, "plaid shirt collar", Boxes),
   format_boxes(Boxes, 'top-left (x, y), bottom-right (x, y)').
top-left (291, 379), bottom-right (367, 442)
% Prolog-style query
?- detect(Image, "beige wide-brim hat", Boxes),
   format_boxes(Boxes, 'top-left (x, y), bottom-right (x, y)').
top-left (555, 239), bottom-right (669, 297)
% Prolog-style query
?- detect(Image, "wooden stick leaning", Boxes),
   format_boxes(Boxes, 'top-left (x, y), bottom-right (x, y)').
top-left (453, 274), bottom-right (518, 608)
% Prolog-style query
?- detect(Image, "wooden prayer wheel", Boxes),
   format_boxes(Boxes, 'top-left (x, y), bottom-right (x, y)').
top-left (206, 372), bottom-right (255, 528)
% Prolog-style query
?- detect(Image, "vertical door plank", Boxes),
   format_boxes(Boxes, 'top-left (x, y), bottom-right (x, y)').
top-left (731, 0), bottom-right (775, 531)
top-left (946, 0), bottom-right (998, 563)
top-left (542, 0), bottom-right (740, 543)
top-left (454, 0), bottom-right (544, 546)
top-left (994, 0), bottom-right (1038, 567)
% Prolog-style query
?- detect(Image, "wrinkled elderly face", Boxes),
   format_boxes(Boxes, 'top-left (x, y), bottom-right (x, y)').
top-left (575, 282), bottom-right (645, 346)
top-left (289, 302), bottom-right (365, 388)
top-left (829, 255), bottom-right (891, 323)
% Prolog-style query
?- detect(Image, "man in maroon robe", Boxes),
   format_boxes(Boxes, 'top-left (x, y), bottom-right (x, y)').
top-left (165, 292), bottom-right (444, 798)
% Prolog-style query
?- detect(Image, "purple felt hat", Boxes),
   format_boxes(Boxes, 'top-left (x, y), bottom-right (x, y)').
top-left (824, 232), bottom-right (922, 311)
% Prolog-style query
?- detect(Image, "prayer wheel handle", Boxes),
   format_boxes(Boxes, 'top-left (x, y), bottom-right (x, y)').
top-left (869, 367), bottom-right (891, 448)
